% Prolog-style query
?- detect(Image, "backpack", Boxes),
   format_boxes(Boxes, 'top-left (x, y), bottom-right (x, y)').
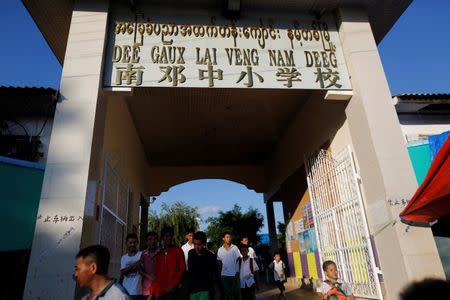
top-left (324, 280), bottom-right (348, 300)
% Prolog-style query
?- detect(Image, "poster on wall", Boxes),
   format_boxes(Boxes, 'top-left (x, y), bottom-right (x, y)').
top-left (286, 240), bottom-right (292, 253)
top-left (295, 219), bottom-right (304, 234)
top-left (286, 221), bottom-right (294, 241)
top-left (299, 232), bottom-right (306, 254)
top-left (302, 228), bottom-right (317, 253)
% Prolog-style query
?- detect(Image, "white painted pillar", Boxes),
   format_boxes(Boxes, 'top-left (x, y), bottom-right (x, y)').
top-left (24, 1), bottom-right (110, 299)
top-left (337, 7), bottom-right (445, 300)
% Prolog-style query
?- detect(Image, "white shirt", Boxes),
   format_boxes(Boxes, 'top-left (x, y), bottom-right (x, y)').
top-left (271, 260), bottom-right (285, 282)
top-left (81, 281), bottom-right (131, 300)
top-left (217, 244), bottom-right (241, 276)
top-left (239, 257), bottom-right (259, 288)
top-left (181, 242), bottom-right (194, 270)
top-left (248, 247), bottom-right (256, 259)
top-left (317, 279), bottom-right (352, 296)
top-left (120, 251), bottom-right (142, 295)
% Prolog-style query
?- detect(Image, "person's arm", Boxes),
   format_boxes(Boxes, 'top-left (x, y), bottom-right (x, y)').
top-left (348, 295), bottom-right (355, 300)
top-left (167, 248), bottom-right (186, 291)
top-left (315, 292), bottom-right (325, 299)
top-left (120, 260), bottom-right (141, 276)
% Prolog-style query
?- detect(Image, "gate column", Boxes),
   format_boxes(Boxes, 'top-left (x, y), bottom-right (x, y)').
top-left (265, 199), bottom-right (278, 253)
top-left (24, 1), bottom-right (110, 299)
top-left (337, 7), bottom-right (444, 299)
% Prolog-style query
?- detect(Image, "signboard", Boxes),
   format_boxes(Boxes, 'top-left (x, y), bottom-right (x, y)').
top-left (104, 12), bottom-right (351, 90)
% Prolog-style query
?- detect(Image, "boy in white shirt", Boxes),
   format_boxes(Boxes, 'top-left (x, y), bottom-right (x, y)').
top-left (316, 260), bottom-right (355, 300)
top-left (120, 233), bottom-right (142, 299)
top-left (268, 252), bottom-right (287, 300)
top-left (238, 244), bottom-right (259, 300)
top-left (217, 232), bottom-right (241, 300)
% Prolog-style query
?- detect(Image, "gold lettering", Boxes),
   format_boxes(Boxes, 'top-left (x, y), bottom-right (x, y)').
top-left (225, 48), bottom-right (233, 65)
top-left (251, 49), bottom-right (259, 66)
top-left (277, 51), bottom-right (285, 67)
top-left (122, 45), bottom-right (131, 63)
top-left (313, 51), bottom-right (321, 67)
top-left (305, 51), bottom-right (313, 67)
top-left (284, 50), bottom-right (295, 67)
top-left (112, 45), bottom-right (122, 63)
top-left (330, 52), bottom-right (337, 68)
top-left (177, 47), bottom-right (185, 64)
top-left (151, 46), bottom-right (159, 63)
top-left (269, 50), bottom-right (277, 66)
top-left (131, 45), bottom-right (140, 63)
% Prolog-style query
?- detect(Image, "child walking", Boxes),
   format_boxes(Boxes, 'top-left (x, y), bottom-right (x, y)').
top-left (268, 252), bottom-right (287, 300)
top-left (238, 244), bottom-right (259, 300)
top-left (316, 260), bottom-right (355, 300)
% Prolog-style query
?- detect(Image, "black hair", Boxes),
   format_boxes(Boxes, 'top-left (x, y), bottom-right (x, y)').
top-left (146, 231), bottom-right (158, 239)
top-left (161, 226), bottom-right (174, 237)
top-left (241, 235), bottom-right (249, 240)
top-left (185, 228), bottom-right (195, 235)
top-left (206, 241), bottom-right (214, 250)
top-left (76, 245), bottom-right (110, 275)
top-left (322, 260), bottom-right (337, 272)
top-left (273, 252), bottom-right (281, 257)
top-left (239, 243), bottom-right (249, 250)
top-left (222, 231), bottom-right (232, 238)
top-left (193, 231), bottom-right (207, 244)
top-left (126, 233), bottom-right (138, 241)
top-left (400, 278), bottom-right (450, 300)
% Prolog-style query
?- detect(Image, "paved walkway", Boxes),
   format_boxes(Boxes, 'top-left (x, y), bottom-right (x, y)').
top-left (256, 283), bottom-right (316, 300)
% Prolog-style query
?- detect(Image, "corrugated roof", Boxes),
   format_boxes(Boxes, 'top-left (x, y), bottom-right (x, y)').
top-left (394, 93), bottom-right (450, 101)
top-left (0, 86), bottom-right (57, 96)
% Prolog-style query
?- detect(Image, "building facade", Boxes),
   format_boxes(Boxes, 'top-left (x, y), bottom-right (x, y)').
top-left (21, 1), bottom-right (445, 299)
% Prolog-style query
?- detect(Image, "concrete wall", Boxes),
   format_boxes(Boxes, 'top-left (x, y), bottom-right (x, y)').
top-left (24, 1), bottom-right (110, 298)
top-left (102, 96), bottom-right (149, 232)
top-left (338, 7), bottom-right (445, 299)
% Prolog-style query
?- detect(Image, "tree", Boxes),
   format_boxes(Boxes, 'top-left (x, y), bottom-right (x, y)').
top-left (206, 204), bottom-right (264, 248)
top-left (277, 222), bottom-right (286, 247)
top-left (148, 201), bottom-right (200, 245)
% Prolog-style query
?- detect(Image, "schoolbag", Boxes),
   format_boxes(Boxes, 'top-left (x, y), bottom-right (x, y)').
top-left (324, 280), bottom-right (347, 300)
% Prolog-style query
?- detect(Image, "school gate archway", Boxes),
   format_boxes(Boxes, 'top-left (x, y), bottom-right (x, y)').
top-left (23, 1), bottom-right (444, 299)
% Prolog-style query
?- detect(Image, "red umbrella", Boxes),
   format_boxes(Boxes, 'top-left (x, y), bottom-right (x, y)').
top-left (400, 135), bottom-right (450, 226)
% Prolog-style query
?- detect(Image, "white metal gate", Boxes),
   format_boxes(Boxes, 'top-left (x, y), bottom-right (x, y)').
top-left (305, 146), bottom-right (382, 299)
top-left (99, 153), bottom-right (129, 277)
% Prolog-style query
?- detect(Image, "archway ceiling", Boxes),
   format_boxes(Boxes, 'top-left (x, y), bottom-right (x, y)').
top-left (126, 87), bottom-right (318, 166)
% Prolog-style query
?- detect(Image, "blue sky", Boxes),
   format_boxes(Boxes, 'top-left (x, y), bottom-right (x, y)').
top-left (2, 0), bottom-right (449, 233)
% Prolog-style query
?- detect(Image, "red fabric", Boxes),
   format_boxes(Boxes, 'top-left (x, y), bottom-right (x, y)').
top-left (149, 246), bottom-right (185, 297)
top-left (400, 136), bottom-right (450, 224)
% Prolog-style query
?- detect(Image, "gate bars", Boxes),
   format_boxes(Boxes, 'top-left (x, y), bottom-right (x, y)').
top-left (305, 146), bottom-right (382, 299)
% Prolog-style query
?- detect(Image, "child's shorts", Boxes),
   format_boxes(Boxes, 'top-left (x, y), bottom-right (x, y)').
top-left (275, 280), bottom-right (285, 292)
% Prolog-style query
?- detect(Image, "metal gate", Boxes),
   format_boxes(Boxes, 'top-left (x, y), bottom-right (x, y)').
top-left (99, 153), bottom-right (129, 277)
top-left (305, 146), bottom-right (382, 299)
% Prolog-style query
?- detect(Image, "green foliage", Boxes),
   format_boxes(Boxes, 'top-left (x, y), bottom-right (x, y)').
top-left (205, 204), bottom-right (264, 248)
top-left (148, 201), bottom-right (199, 246)
top-left (277, 222), bottom-right (286, 246)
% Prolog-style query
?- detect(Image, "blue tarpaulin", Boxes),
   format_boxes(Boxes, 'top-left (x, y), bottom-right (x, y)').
top-left (429, 131), bottom-right (450, 161)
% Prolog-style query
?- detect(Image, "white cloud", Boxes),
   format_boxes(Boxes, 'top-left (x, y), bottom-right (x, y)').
top-left (198, 206), bottom-right (221, 217)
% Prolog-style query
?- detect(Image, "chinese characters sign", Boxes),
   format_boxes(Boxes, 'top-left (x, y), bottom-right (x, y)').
top-left (104, 13), bottom-right (351, 90)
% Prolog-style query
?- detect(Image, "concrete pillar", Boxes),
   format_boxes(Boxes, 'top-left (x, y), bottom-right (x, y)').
top-left (337, 7), bottom-right (445, 299)
top-left (266, 200), bottom-right (278, 253)
top-left (24, 1), bottom-right (110, 299)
